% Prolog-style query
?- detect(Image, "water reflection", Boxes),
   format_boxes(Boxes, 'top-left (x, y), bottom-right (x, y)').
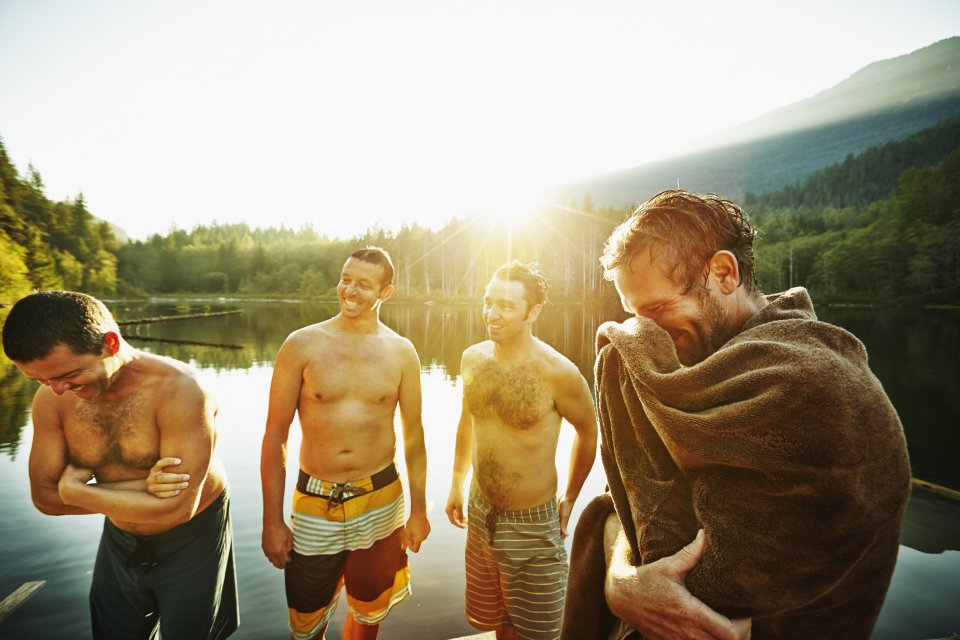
top-left (0, 299), bottom-right (958, 639)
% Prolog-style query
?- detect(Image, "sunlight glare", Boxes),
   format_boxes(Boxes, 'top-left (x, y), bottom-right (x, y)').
top-left (473, 181), bottom-right (547, 234)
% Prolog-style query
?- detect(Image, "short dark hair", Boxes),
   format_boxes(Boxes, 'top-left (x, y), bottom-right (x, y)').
top-left (348, 246), bottom-right (395, 288)
top-left (492, 260), bottom-right (549, 309)
top-left (600, 189), bottom-right (760, 293)
top-left (2, 290), bottom-right (119, 362)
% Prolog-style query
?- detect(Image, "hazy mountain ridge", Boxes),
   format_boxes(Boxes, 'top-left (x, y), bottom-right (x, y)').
top-left (745, 116), bottom-right (960, 211)
top-left (552, 37), bottom-right (960, 207)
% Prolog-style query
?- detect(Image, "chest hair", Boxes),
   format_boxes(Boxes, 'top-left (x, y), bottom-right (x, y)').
top-left (70, 394), bottom-right (157, 470)
top-left (465, 358), bottom-right (552, 429)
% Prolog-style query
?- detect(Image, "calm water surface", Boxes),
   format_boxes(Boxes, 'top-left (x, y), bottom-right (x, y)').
top-left (0, 299), bottom-right (957, 639)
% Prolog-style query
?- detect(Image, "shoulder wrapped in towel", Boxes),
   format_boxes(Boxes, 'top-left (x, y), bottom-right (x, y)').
top-left (561, 287), bottom-right (911, 640)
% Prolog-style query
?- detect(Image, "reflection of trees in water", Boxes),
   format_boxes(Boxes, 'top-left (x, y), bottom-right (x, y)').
top-left (383, 303), bottom-right (615, 383)
top-left (2, 299), bottom-right (957, 488)
top-left (820, 307), bottom-right (960, 490)
top-left (0, 360), bottom-right (37, 457)
top-left (107, 298), bottom-right (619, 380)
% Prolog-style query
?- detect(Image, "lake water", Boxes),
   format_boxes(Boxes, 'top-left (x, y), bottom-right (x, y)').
top-left (0, 299), bottom-right (958, 639)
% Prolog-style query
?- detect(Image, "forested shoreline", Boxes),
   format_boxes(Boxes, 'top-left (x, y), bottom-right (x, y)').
top-left (2, 117), bottom-right (959, 307)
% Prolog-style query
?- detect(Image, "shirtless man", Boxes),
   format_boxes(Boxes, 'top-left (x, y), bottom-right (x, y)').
top-left (1, 290), bottom-right (237, 640)
top-left (261, 246), bottom-right (430, 640)
top-left (445, 260), bottom-right (598, 640)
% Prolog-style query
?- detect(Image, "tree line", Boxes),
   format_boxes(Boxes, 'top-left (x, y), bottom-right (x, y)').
top-left (2, 120), bottom-right (958, 306)
top-left (750, 130), bottom-right (960, 304)
top-left (1, 140), bottom-right (119, 301)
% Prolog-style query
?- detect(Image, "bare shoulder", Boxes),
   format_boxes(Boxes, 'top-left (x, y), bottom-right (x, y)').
top-left (32, 383), bottom-right (67, 421)
top-left (138, 352), bottom-right (214, 409)
top-left (276, 321), bottom-right (336, 363)
top-left (461, 341), bottom-right (493, 366)
top-left (377, 324), bottom-right (420, 364)
top-left (285, 321), bottom-right (335, 348)
top-left (533, 339), bottom-right (587, 387)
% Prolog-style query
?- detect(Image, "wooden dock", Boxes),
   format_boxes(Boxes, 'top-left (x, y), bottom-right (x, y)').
top-left (0, 581), bottom-right (45, 624)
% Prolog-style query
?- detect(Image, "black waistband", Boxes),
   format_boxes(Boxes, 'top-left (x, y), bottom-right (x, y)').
top-left (296, 463), bottom-right (399, 500)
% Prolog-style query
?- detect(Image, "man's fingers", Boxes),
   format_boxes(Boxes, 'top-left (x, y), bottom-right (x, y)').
top-left (731, 617), bottom-right (752, 639)
top-left (264, 547), bottom-right (291, 570)
top-left (669, 529), bottom-right (706, 578)
top-left (151, 472), bottom-right (189, 484)
top-left (446, 507), bottom-right (466, 528)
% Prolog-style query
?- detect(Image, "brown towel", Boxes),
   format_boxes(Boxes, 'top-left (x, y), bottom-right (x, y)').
top-left (561, 288), bottom-right (911, 640)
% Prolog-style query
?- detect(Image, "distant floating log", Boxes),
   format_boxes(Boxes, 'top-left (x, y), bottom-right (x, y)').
top-left (912, 477), bottom-right (960, 501)
top-left (118, 310), bottom-right (242, 326)
top-left (126, 335), bottom-right (244, 350)
top-left (0, 581), bottom-right (46, 623)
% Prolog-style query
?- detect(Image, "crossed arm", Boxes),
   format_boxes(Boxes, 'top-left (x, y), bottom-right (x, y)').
top-left (28, 383), bottom-right (214, 527)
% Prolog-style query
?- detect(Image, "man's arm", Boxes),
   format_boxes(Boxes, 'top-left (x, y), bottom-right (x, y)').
top-left (397, 339), bottom-right (430, 552)
top-left (554, 363), bottom-right (598, 536)
top-left (260, 336), bottom-right (301, 569)
top-left (444, 389), bottom-right (474, 529)
top-left (27, 389), bottom-right (96, 516)
top-left (98, 458), bottom-right (190, 498)
top-left (604, 515), bottom-right (752, 640)
top-left (57, 377), bottom-right (217, 526)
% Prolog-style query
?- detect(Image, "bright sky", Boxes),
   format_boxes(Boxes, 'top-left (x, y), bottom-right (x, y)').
top-left (1, 0), bottom-right (958, 241)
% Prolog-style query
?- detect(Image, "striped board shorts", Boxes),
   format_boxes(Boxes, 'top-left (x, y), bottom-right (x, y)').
top-left (285, 463), bottom-right (410, 640)
top-left (465, 482), bottom-right (568, 640)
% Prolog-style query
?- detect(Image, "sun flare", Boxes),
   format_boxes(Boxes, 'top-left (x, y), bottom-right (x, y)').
top-left (472, 182), bottom-right (547, 233)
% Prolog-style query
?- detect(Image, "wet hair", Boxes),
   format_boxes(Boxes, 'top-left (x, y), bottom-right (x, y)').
top-left (600, 189), bottom-right (759, 293)
top-left (348, 246), bottom-right (395, 288)
top-left (2, 290), bottom-right (119, 362)
top-left (491, 260), bottom-right (550, 309)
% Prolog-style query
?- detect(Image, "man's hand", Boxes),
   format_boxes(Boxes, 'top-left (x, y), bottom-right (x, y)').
top-left (57, 463), bottom-right (94, 503)
top-left (445, 486), bottom-right (467, 529)
top-left (605, 518), bottom-right (752, 640)
top-left (144, 457), bottom-right (191, 498)
top-left (558, 494), bottom-right (574, 538)
top-left (402, 511), bottom-right (431, 552)
top-left (262, 520), bottom-right (294, 569)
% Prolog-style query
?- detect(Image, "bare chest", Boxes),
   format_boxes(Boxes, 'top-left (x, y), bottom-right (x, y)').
top-left (64, 393), bottom-right (159, 473)
top-left (464, 358), bottom-right (555, 429)
top-left (301, 341), bottom-right (402, 406)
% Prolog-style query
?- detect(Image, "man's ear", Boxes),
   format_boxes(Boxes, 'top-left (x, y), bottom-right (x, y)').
top-left (103, 331), bottom-right (121, 356)
top-left (525, 303), bottom-right (543, 324)
top-left (379, 283), bottom-right (395, 303)
top-left (708, 250), bottom-right (741, 295)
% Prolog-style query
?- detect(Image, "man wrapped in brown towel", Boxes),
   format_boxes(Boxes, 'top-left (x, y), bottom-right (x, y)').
top-left (560, 190), bottom-right (911, 640)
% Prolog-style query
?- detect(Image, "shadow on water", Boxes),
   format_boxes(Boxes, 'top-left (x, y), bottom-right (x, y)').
top-left (0, 299), bottom-right (958, 638)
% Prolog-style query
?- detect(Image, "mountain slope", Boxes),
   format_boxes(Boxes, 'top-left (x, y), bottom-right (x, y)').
top-left (552, 37), bottom-right (960, 207)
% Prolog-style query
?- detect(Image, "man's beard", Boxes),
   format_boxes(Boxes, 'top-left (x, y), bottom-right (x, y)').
top-left (684, 289), bottom-right (738, 366)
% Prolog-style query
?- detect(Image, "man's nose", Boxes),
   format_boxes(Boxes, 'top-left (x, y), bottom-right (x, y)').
top-left (49, 380), bottom-right (71, 396)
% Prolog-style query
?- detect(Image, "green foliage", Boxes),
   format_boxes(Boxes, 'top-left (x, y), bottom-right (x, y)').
top-left (754, 145), bottom-right (960, 304)
top-left (3, 114), bottom-right (959, 306)
top-left (0, 228), bottom-right (32, 300)
top-left (746, 117), bottom-right (960, 213)
top-left (0, 137), bottom-right (119, 302)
